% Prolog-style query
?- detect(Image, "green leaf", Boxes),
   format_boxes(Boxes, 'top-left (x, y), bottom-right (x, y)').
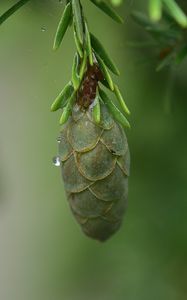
top-left (92, 96), bottom-right (101, 124)
top-left (89, 0), bottom-right (123, 23)
top-left (51, 82), bottom-right (74, 112)
top-left (110, 0), bottom-right (123, 6)
top-left (60, 91), bottom-right (76, 125)
top-left (0, 0), bottom-right (31, 25)
top-left (73, 25), bottom-right (84, 58)
top-left (100, 79), bottom-right (111, 90)
top-left (156, 52), bottom-right (175, 71)
top-left (149, 0), bottom-right (162, 22)
top-left (85, 21), bottom-right (93, 66)
top-left (95, 53), bottom-right (114, 91)
top-left (79, 50), bottom-right (88, 81)
top-left (146, 27), bottom-right (182, 40)
top-left (72, 0), bottom-right (84, 45)
top-left (72, 53), bottom-right (81, 90)
top-left (99, 88), bottom-right (130, 129)
top-left (175, 45), bottom-right (187, 64)
top-left (114, 84), bottom-right (130, 115)
top-left (163, 0), bottom-right (187, 28)
top-left (131, 11), bottom-right (155, 28)
top-left (53, 2), bottom-right (72, 51)
top-left (91, 33), bottom-right (120, 75)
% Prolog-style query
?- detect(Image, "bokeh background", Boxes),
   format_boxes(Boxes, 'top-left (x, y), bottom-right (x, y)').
top-left (0, 1), bottom-right (187, 300)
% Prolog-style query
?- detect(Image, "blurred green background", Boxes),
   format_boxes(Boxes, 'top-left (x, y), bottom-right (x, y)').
top-left (0, 1), bottom-right (187, 300)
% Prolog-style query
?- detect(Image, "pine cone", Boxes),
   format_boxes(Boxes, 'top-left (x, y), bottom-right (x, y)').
top-left (59, 102), bottom-right (130, 241)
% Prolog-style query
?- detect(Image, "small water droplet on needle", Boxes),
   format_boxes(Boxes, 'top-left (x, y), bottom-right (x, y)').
top-left (57, 137), bottom-right (61, 143)
top-left (52, 156), bottom-right (61, 167)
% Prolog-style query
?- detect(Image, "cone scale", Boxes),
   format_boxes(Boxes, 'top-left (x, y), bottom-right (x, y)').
top-left (58, 64), bottom-right (130, 241)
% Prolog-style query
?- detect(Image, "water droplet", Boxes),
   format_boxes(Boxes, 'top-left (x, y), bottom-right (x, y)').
top-left (52, 156), bottom-right (61, 167)
top-left (57, 136), bottom-right (61, 143)
top-left (41, 27), bottom-right (46, 32)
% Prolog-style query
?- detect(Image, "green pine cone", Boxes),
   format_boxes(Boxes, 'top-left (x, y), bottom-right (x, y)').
top-left (58, 102), bottom-right (130, 241)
